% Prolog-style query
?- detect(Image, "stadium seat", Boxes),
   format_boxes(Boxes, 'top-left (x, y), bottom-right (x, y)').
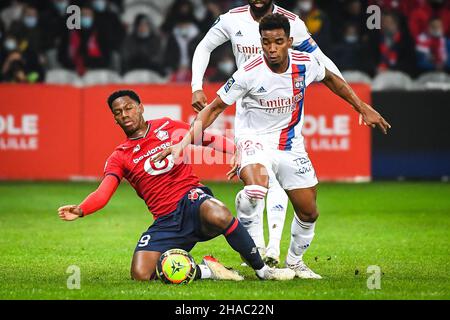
top-left (413, 72), bottom-right (450, 90)
top-left (341, 70), bottom-right (372, 85)
top-left (122, 2), bottom-right (165, 29)
top-left (45, 69), bottom-right (83, 86)
top-left (123, 70), bottom-right (168, 84)
top-left (82, 70), bottom-right (122, 85)
top-left (372, 71), bottom-right (413, 91)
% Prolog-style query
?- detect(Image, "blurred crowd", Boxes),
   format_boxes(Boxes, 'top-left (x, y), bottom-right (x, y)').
top-left (0, 0), bottom-right (449, 84)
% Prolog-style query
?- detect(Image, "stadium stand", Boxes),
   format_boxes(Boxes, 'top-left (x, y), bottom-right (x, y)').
top-left (82, 70), bottom-right (122, 85)
top-left (45, 69), bottom-right (83, 86)
top-left (123, 70), bottom-right (169, 84)
top-left (341, 70), bottom-right (373, 85)
top-left (372, 71), bottom-right (414, 91)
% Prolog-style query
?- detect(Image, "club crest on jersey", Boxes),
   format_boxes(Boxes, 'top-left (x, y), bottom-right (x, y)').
top-left (156, 130), bottom-right (169, 141)
top-left (187, 188), bottom-right (206, 202)
top-left (133, 144), bottom-right (141, 153)
top-left (224, 77), bottom-right (235, 93)
top-left (294, 76), bottom-right (305, 89)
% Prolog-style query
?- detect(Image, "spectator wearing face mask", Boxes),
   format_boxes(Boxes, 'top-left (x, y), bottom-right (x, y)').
top-left (369, 12), bottom-right (416, 75)
top-left (208, 51), bottom-right (236, 82)
top-left (162, 0), bottom-right (201, 82)
top-left (409, 0), bottom-right (450, 39)
top-left (58, 5), bottom-right (113, 75)
top-left (0, 34), bottom-right (44, 83)
top-left (416, 17), bottom-right (450, 71)
top-left (121, 14), bottom-right (165, 75)
top-left (90, 0), bottom-right (126, 51)
top-left (41, 0), bottom-right (72, 51)
top-left (331, 23), bottom-right (371, 74)
top-left (9, 4), bottom-right (42, 55)
top-left (294, 0), bottom-right (332, 54)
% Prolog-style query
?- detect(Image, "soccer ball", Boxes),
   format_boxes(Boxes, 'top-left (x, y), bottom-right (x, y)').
top-left (156, 248), bottom-right (197, 284)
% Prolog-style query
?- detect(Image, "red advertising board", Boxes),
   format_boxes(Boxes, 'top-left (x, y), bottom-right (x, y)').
top-left (0, 85), bottom-right (82, 180)
top-left (0, 83), bottom-right (370, 181)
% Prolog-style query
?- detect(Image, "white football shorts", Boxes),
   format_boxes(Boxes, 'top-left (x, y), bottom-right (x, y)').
top-left (236, 135), bottom-right (318, 190)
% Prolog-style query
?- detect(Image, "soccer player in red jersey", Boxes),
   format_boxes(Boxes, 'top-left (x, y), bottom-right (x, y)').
top-left (57, 90), bottom-right (295, 281)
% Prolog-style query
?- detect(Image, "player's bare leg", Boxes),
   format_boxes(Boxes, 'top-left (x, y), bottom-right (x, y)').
top-left (236, 164), bottom-right (269, 258)
top-left (130, 251), bottom-right (161, 281)
top-left (199, 198), bottom-right (294, 281)
top-left (285, 186), bottom-right (322, 279)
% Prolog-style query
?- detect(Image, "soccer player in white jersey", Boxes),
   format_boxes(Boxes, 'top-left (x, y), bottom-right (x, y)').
top-left (191, 0), bottom-right (345, 266)
top-left (158, 13), bottom-right (391, 279)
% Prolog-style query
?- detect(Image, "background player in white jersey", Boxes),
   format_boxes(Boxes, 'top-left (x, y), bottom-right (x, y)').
top-left (191, 0), bottom-right (345, 266)
top-left (160, 13), bottom-right (391, 279)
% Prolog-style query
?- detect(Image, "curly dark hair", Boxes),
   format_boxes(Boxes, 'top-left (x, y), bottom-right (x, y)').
top-left (259, 13), bottom-right (290, 37)
top-left (107, 90), bottom-right (141, 110)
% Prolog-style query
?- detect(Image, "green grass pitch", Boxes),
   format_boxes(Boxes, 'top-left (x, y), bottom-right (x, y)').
top-left (0, 181), bottom-right (449, 300)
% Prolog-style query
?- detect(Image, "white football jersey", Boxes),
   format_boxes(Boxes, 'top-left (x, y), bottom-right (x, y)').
top-left (206, 4), bottom-right (318, 68)
top-left (217, 49), bottom-right (326, 152)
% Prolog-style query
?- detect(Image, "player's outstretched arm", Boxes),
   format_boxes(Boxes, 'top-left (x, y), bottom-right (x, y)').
top-left (57, 175), bottom-right (119, 221)
top-left (153, 96), bottom-right (229, 163)
top-left (321, 68), bottom-right (392, 134)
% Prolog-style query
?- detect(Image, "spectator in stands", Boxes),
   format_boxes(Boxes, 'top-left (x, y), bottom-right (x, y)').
top-left (199, 0), bottom-right (223, 33)
top-left (9, 4), bottom-right (43, 55)
top-left (162, 0), bottom-right (201, 82)
top-left (58, 5), bottom-right (114, 75)
top-left (416, 17), bottom-right (450, 72)
top-left (41, 0), bottom-right (71, 52)
top-left (294, 0), bottom-right (332, 53)
top-left (0, 0), bottom-right (25, 30)
top-left (369, 12), bottom-right (416, 76)
top-left (121, 14), bottom-right (165, 75)
top-left (368, 0), bottom-right (419, 17)
top-left (331, 23), bottom-right (371, 74)
top-left (90, 0), bottom-right (126, 51)
top-left (409, 0), bottom-right (450, 39)
top-left (335, 0), bottom-right (367, 42)
top-left (160, 0), bottom-right (200, 35)
top-left (1, 34), bottom-right (44, 83)
top-left (208, 50), bottom-right (236, 82)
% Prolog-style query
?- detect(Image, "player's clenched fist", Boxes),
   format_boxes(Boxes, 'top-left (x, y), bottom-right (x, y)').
top-left (58, 205), bottom-right (83, 221)
top-left (192, 90), bottom-right (208, 113)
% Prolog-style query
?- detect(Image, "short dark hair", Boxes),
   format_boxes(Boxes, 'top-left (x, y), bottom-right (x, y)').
top-left (259, 13), bottom-right (290, 37)
top-left (107, 90), bottom-right (141, 109)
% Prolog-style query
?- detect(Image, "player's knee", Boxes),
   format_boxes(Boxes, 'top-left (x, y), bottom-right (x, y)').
top-left (235, 185), bottom-right (267, 216)
top-left (240, 164), bottom-right (269, 188)
top-left (131, 266), bottom-right (154, 281)
top-left (298, 208), bottom-right (319, 222)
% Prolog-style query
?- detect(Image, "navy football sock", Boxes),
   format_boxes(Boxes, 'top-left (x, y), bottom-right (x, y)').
top-left (223, 218), bottom-right (265, 270)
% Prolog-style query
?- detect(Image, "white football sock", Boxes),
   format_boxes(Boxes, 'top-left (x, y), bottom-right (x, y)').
top-left (235, 185), bottom-right (267, 250)
top-left (286, 215), bottom-right (316, 265)
top-left (198, 264), bottom-right (212, 279)
top-left (266, 183), bottom-right (288, 257)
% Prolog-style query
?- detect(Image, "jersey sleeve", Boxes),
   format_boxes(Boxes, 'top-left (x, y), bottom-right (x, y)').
top-left (191, 14), bottom-right (231, 92)
top-left (217, 68), bottom-right (248, 106)
top-left (104, 151), bottom-right (125, 182)
top-left (291, 18), bottom-right (318, 53)
top-left (306, 54), bottom-right (326, 85)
